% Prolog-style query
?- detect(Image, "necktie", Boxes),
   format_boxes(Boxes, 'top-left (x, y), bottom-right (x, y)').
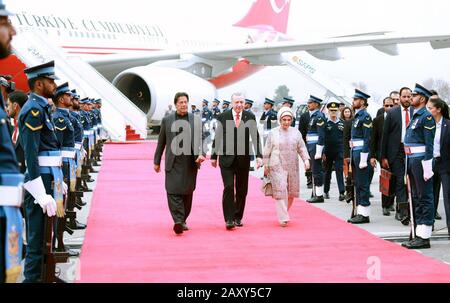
top-left (404, 107), bottom-right (410, 128)
top-left (12, 118), bottom-right (18, 145)
top-left (235, 112), bottom-right (240, 128)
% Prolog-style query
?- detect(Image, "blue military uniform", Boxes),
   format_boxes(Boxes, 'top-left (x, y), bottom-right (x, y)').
top-left (245, 98), bottom-right (255, 116)
top-left (202, 99), bottom-right (213, 122)
top-left (19, 61), bottom-right (65, 282)
top-left (0, 92), bottom-right (24, 283)
top-left (348, 89), bottom-right (373, 224)
top-left (323, 101), bottom-right (345, 199)
top-left (282, 97), bottom-right (296, 127)
top-left (402, 84), bottom-right (435, 249)
top-left (222, 100), bottom-right (231, 111)
top-left (305, 95), bottom-right (326, 203)
top-left (212, 98), bottom-right (222, 119)
top-left (260, 98), bottom-right (278, 133)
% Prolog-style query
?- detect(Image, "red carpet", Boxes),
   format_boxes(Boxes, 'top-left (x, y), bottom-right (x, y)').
top-left (79, 141), bottom-right (450, 282)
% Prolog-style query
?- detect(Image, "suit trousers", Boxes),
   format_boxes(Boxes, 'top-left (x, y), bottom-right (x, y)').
top-left (439, 172), bottom-right (450, 228)
top-left (324, 150), bottom-right (345, 194)
top-left (220, 158), bottom-right (249, 222)
top-left (167, 194), bottom-right (193, 224)
top-left (390, 147), bottom-right (408, 211)
top-left (352, 150), bottom-right (371, 207)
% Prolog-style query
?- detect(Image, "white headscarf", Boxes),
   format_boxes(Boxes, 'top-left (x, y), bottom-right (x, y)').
top-left (277, 106), bottom-right (293, 122)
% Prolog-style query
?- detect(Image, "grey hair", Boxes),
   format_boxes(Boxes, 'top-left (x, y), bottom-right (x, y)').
top-left (231, 92), bottom-right (245, 101)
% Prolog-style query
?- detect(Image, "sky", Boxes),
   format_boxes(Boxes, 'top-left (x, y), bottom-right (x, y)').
top-left (6, 0), bottom-right (450, 106)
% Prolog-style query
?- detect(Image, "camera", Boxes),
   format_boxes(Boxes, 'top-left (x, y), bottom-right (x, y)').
top-left (0, 75), bottom-right (16, 93)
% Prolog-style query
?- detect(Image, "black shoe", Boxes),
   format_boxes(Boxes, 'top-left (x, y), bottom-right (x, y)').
top-left (382, 208), bottom-right (390, 216)
top-left (401, 237), bottom-right (430, 249)
top-left (182, 222), bottom-right (189, 231)
top-left (226, 221), bottom-right (235, 230)
top-left (234, 219), bottom-right (243, 227)
top-left (347, 214), bottom-right (370, 224)
top-left (70, 220), bottom-right (87, 230)
top-left (448, 228), bottom-right (450, 236)
top-left (339, 194), bottom-right (345, 201)
top-left (307, 183), bottom-right (313, 189)
top-left (307, 195), bottom-right (324, 203)
top-left (369, 192), bottom-right (374, 198)
top-left (435, 212), bottom-right (442, 220)
top-left (400, 215), bottom-right (410, 226)
top-left (395, 212), bottom-right (402, 221)
top-left (388, 205), bottom-right (395, 212)
top-left (173, 223), bottom-right (183, 235)
top-left (324, 193), bottom-right (330, 199)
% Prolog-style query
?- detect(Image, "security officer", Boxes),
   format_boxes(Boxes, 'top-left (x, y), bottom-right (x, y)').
top-left (402, 84), bottom-right (435, 249)
top-left (260, 98), bottom-right (278, 143)
top-left (305, 95), bottom-right (326, 203)
top-left (245, 98), bottom-right (254, 115)
top-left (212, 98), bottom-right (222, 119)
top-left (282, 97), bottom-right (296, 127)
top-left (323, 101), bottom-right (345, 201)
top-left (222, 100), bottom-right (231, 111)
top-left (347, 89), bottom-right (373, 224)
top-left (19, 61), bottom-right (63, 282)
top-left (52, 82), bottom-right (78, 254)
top-left (0, 0), bottom-right (24, 283)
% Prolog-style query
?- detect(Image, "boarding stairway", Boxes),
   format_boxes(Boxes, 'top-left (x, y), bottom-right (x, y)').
top-left (11, 29), bottom-right (147, 142)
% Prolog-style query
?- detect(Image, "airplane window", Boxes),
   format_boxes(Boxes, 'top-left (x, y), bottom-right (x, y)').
top-left (80, 32), bottom-right (84, 38)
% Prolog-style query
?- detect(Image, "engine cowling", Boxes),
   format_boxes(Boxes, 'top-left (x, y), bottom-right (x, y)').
top-left (112, 66), bottom-right (216, 125)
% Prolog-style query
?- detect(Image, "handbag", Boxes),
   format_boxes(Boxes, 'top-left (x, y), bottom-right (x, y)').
top-left (261, 175), bottom-right (273, 196)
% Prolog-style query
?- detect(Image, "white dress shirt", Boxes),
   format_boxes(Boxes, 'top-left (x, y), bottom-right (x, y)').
top-left (434, 117), bottom-right (442, 158)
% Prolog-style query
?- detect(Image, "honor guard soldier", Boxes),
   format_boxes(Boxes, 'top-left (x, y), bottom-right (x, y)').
top-left (402, 84), bottom-right (435, 249)
top-left (222, 100), bottom-right (231, 111)
top-left (202, 99), bottom-right (213, 122)
top-left (282, 97), bottom-right (296, 127)
top-left (305, 95), bottom-right (326, 203)
top-left (324, 101), bottom-right (346, 201)
top-left (191, 104), bottom-right (200, 115)
top-left (0, 2), bottom-right (25, 283)
top-left (52, 83), bottom-right (81, 255)
top-left (260, 98), bottom-right (278, 142)
top-left (244, 98), bottom-right (254, 115)
top-left (347, 89), bottom-right (373, 224)
top-left (79, 98), bottom-right (95, 188)
top-left (212, 98), bottom-right (222, 119)
top-left (19, 61), bottom-right (67, 282)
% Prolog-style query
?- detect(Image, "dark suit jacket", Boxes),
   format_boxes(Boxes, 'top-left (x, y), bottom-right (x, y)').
top-left (370, 113), bottom-right (384, 161)
top-left (15, 134), bottom-right (26, 174)
top-left (154, 112), bottom-right (203, 171)
top-left (211, 109), bottom-right (262, 169)
top-left (436, 118), bottom-right (450, 174)
top-left (298, 111), bottom-right (310, 141)
top-left (381, 105), bottom-right (413, 164)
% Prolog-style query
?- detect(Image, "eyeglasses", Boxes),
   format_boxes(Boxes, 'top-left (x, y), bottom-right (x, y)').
top-left (384, 105), bottom-right (394, 108)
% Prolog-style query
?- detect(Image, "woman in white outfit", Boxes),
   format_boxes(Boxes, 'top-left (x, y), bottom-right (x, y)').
top-left (263, 107), bottom-right (310, 226)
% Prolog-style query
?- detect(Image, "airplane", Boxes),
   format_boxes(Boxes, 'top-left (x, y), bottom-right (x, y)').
top-left (2, 0), bottom-right (450, 130)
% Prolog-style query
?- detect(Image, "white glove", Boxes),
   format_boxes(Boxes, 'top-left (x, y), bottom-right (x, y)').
top-left (422, 159), bottom-right (434, 181)
top-left (315, 145), bottom-right (324, 160)
top-left (304, 159), bottom-right (310, 171)
top-left (23, 177), bottom-right (57, 217)
top-left (359, 152), bottom-right (368, 169)
top-left (62, 182), bottom-right (68, 195)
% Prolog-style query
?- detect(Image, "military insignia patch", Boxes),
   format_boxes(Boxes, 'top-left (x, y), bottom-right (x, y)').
top-left (31, 110), bottom-right (40, 117)
top-left (58, 118), bottom-right (64, 123)
top-left (427, 116), bottom-right (432, 121)
top-left (25, 123), bottom-right (43, 131)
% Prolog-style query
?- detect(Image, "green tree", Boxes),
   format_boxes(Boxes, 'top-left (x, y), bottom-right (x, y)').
top-left (273, 85), bottom-right (293, 105)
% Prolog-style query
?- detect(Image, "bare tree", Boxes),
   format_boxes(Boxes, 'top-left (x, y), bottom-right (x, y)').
top-left (273, 85), bottom-right (293, 105)
top-left (351, 81), bottom-right (368, 92)
top-left (423, 78), bottom-right (450, 101)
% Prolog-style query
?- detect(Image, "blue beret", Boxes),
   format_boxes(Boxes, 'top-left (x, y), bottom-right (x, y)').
top-left (213, 98), bottom-right (220, 104)
top-left (353, 89), bottom-right (370, 100)
top-left (202, 99), bottom-right (209, 104)
top-left (308, 95), bottom-right (323, 104)
top-left (0, 0), bottom-right (13, 16)
top-left (327, 101), bottom-right (340, 110)
top-left (283, 97), bottom-right (295, 104)
top-left (264, 98), bottom-right (275, 105)
top-left (24, 60), bottom-right (59, 80)
top-left (55, 82), bottom-right (71, 97)
top-left (413, 83), bottom-right (432, 98)
top-left (245, 98), bottom-right (254, 105)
